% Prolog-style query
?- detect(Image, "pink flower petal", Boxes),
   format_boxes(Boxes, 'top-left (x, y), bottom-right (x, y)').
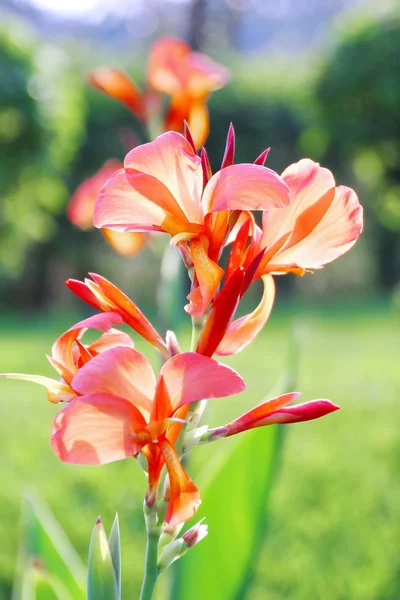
top-left (71, 346), bottom-right (156, 418)
top-left (270, 185), bottom-right (363, 269)
top-left (88, 329), bottom-right (134, 355)
top-left (202, 163), bottom-right (289, 214)
top-left (124, 132), bottom-right (204, 224)
top-left (261, 159), bottom-right (336, 250)
top-left (51, 312), bottom-right (124, 380)
top-left (94, 168), bottom-right (169, 232)
top-left (159, 352), bottom-right (246, 411)
top-left (216, 274), bottom-right (275, 356)
top-left (51, 393), bottom-right (146, 464)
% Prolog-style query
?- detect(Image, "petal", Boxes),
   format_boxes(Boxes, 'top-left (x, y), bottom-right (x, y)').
top-left (88, 329), bottom-right (134, 355)
top-left (160, 438), bottom-right (201, 526)
top-left (67, 160), bottom-right (122, 230)
top-left (185, 237), bottom-right (224, 317)
top-left (51, 393), bottom-right (146, 465)
top-left (124, 132), bottom-right (204, 224)
top-left (102, 229), bottom-right (149, 256)
top-left (52, 312), bottom-right (124, 381)
top-left (261, 159), bottom-right (336, 249)
top-left (148, 37), bottom-right (191, 94)
top-left (202, 164), bottom-right (289, 214)
top-left (213, 396), bottom-right (339, 438)
top-left (87, 68), bottom-right (145, 118)
top-left (94, 168), bottom-right (169, 232)
top-left (216, 275), bottom-right (275, 356)
top-left (88, 273), bottom-right (169, 357)
top-left (186, 99), bottom-right (209, 150)
top-left (270, 186), bottom-right (363, 269)
top-left (196, 267), bottom-right (245, 358)
top-left (260, 399), bottom-right (340, 424)
top-left (71, 346), bottom-right (156, 418)
top-left (0, 373), bottom-right (75, 404)
top-left (159, 352), bottom-right (246, 411)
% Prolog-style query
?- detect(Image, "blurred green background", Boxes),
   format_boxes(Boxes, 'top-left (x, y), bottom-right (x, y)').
top-left (0, 0), bottom-right (399, 598)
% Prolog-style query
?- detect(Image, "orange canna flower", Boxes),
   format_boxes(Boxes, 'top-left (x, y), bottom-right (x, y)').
top-left (207, 158), bottom-right (364, 355)
top-left (88, 36), bottom-right (229, 149)
top-left (49, 347), bottom-right (246, 525)
top-left (94, 128), bottom-right (290, 317)
top-left (67, 160), bottom-right (148, 256)
top-left (1, 312), bottom-right (133, 403)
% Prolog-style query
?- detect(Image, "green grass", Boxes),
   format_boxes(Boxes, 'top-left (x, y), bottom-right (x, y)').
top-left (0, 299), bottom-right (398, 599)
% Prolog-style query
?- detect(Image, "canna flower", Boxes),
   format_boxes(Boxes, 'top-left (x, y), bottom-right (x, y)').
top-left (65, 272), bottom-right (170, 359)
top-left (94, 129), bottom-right (290, 316)
top-left (147, 37), bottom-right (230, 148)
top-left (50, 347), bottom-right (246, 525)
top-left (88, 36), bottom-right (229, 149)
top-left (67, 160), bottom-right (148, 256)
top-left (1, 312), bottom-right (132, 403)
top-left (206, 392), bottom-right (339, 441)
top-left (198, 159), bottom-right (363, 356)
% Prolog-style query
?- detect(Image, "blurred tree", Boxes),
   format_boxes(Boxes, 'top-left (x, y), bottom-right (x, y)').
top-left (0, 18), bottom-right (85, 306)
top-left (315, 14), bottom-right (400, 288)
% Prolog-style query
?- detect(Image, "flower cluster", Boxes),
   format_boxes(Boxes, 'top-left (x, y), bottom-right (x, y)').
top-left (2, 122), bottom-right (362, 531)
top-left (67, 37), bottom-right (229, 256)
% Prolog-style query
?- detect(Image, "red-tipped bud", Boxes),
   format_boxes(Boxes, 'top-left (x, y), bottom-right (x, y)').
top-left (201, 147), bottom-right (212, 188)
top-left (208, 393), bottom-right (340, 440)
top-left (183, 121), bottom-right (197, 153)
top-left (254, 147), bottom-right (270, 166)
top-left (182, 519), bottom-right (208, 547)
top-left (221, 123), bottom-right (235, 169)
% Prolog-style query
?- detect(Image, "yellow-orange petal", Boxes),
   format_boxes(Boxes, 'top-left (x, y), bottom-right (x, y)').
top-left (185, 237), bottom-right (224, 317)
top-left (102, 229), bottom-right (149, 256)
top-left (160, 438), bottom-right (201, 526)
top-left (0, 373), bottom-right (75, 404)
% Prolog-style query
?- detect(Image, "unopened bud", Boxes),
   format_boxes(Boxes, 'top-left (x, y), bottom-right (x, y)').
top-left (158, 519), bottom-right (208, 572)
top-left (182, 519), bottom-right (208, 548)
top-left (166, 330), bottom-right (182, 356)
top-left (182, 425), bottom-right (209, 452)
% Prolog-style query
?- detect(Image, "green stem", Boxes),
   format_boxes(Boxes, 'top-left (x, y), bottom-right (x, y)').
top-left (140, 528), bottom-right (160, 600)
top-left (190, 315), bottom-right (203, 352)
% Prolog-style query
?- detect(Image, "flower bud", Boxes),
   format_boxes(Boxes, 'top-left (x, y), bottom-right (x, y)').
top-left (158, 520), bottom-right (208, 572)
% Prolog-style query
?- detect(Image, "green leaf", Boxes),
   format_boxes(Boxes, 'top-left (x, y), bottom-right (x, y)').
top-left (108, 514), bottom-right (121, 600)
top-left (172, 338), bottom-right (298, 600)
top-left (13, 491), bottom-right (86, 600)
top-left (172, 426), bottom-right (282, 600)
top-left (21, 565), bottom-right (73, 600)
top-left (87, 518), bottom-right (118, 600)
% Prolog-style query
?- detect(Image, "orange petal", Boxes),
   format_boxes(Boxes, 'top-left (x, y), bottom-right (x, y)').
top-left (87, 68), bottom-right (145, 119)
top-left (89, 273), bottom-right (168, 355)
top-left (185, 237), bottom-right (224, 317)
top-left (216, 274), bottom-right (275, 356)
top-left (160, 438), bottom-right (201, 526)
top-left (102, 230), bottom-right (149, 256)
top-left (51, 312), bottom-right (124, 382)
top-left (51, 393), bottom-right (146, 464)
